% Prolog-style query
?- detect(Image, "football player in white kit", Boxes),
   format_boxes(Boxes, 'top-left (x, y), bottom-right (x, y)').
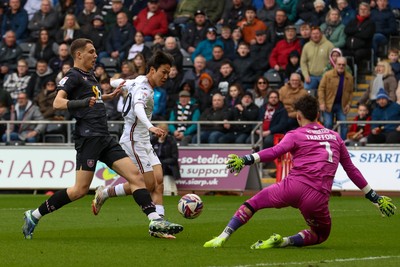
top-left (92, 51), bottom-right (179, 238)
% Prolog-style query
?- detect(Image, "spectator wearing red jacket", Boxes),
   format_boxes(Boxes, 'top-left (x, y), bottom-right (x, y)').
top-left (133, 0), bottom-right (168, 41)
top-left (345, 103), bottom-right (371, 146)
top-left (269, 25), bottom-right (301, 71)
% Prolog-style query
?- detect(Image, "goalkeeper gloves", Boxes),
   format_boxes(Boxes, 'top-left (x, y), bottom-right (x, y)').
top-left (226, 154), bottom-right (255, 176)
top-left (365, 189), bottom-right (396, 217)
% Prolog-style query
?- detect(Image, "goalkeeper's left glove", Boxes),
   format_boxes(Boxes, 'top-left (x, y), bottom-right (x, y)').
top-left (226, 154), bottom-right (255, 176)
top-left (365, 189), bottom-right (396, 217)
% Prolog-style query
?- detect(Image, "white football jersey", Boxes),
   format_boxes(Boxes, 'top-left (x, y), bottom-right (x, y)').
top-left (120, 75), bottom-right (154, 143)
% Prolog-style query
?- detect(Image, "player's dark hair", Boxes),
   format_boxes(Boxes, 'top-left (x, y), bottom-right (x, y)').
top-left (146, 51), bottom-right (174, 72)
top-left (294, 95), bottom-right (319, 121)
top-left (70, 38), bottom-right (93, 59)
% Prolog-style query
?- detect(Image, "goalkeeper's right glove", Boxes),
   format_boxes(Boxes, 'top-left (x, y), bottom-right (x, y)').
top-left (365, 189), bottom-right (396, 217)
top-left (226, 154), bottom-right (255, 176)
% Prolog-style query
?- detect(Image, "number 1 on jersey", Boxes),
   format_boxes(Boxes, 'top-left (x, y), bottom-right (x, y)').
top-left (319, 141), bottom-right (333, 162)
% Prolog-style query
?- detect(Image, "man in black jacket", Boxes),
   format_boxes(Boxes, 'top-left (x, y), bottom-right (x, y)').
top-left (219, 91), bottom-right (260, 144)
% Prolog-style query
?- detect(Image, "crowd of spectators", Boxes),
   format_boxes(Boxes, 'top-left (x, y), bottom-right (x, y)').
top-left (0, 0), bottom-right (400, 146)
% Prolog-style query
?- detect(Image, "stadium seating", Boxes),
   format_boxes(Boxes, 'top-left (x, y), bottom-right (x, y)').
top-left (100, 57), bottom-right (118, 77)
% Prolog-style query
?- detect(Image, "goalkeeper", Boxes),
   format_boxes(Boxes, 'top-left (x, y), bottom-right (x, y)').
top-left (204, 94), bottom-right (396, 249)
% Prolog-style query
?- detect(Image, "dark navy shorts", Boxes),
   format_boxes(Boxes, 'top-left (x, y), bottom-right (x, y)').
top-left (74, 136), bottom-right (127, 171)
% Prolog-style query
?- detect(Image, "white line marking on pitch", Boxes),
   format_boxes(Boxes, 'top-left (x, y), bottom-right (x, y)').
top-left (208, 255), bottom-right (400, 267)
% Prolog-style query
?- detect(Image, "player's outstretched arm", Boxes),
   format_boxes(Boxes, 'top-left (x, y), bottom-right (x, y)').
top-left (364, 187), bottom-right (396, 217)
top-left (226, 154), bottom-right (259, 176)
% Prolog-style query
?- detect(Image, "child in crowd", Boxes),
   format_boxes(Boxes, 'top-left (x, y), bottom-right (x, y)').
top-left (215, 59), bottom-right (239, 96)
top-left (285, 50), bottom-right (301, 82)
top-left (323, 48), bottom-right (352, 74)
top-left (388, 48), bottom-right (400, 82)
top-left (225, 83), bottom-right (244, 110)
top-left (218, 26), bottom-right (236, 61)
top-left (345, 103), bottom-right (371, 146)
top-left (299, 23), bottom-right (311, 47)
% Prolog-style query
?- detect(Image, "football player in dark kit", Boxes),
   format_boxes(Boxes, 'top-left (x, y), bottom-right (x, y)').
top-left (22, 38), bottom-right (183, 239)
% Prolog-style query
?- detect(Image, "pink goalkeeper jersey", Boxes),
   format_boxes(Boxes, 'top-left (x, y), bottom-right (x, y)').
top-left (258, 122), bottom-right (368, 195)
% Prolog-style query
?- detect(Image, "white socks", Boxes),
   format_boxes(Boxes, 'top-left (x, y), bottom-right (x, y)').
top-left (155, 205), bottom-right (165, 217)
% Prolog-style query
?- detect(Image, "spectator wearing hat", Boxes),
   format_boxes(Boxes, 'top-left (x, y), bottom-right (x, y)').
top-left (77, 0), bottom-right (102, 35)
top-left (359, 60), bottom-right (397, 108)
top-left (85, 15), bottom-right (107, 55)
top-left (218, 0), bottom-right (248, 30)
top-left (257, 0), bottom-right (280, 26)
top-left (237, 6), bottom-right (267, 45)
top-left (198, 1), bottom-right (225, 24)
top-left (191, 27), bottom-right (224, 61)
top-left (250, 29), bottom-right (273, 74)
top-left (1, 0), bottom-right (29, 44)
top-left (285, 49), bottom-right (302, 82)
top-left (267, 8), bottom-right (290, 45)
top-left (197, 72), bottom-right (215, 104)
top-left (302, 0), bottom-right (327, 26)
top-left (219, 90), bottom-right (260, 144)
top-left (181, 9), bottom-right (212, 54)
top-left (367, 88), bottom-right (400, 144)
top-left (168, 90), bottom-right (201, 146)
top-left (296, 0), bottom-right (324, 26)
top-left (134, 0), bottom-right (168, 41)
top-left (269, 25), bottom-right (301, 73)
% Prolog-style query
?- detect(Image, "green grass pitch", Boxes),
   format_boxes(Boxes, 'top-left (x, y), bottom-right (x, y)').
top-left (0, 194), bottom-right (399, 267)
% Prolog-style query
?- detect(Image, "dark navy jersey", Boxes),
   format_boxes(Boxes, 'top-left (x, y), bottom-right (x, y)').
top-left (57, 67), bottom-right (108, 137)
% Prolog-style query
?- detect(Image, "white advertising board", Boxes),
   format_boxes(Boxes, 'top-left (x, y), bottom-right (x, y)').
top-left (333, 149), bottom-right (400, 191)
top-left (0, 147), bottom-right (399, 191)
